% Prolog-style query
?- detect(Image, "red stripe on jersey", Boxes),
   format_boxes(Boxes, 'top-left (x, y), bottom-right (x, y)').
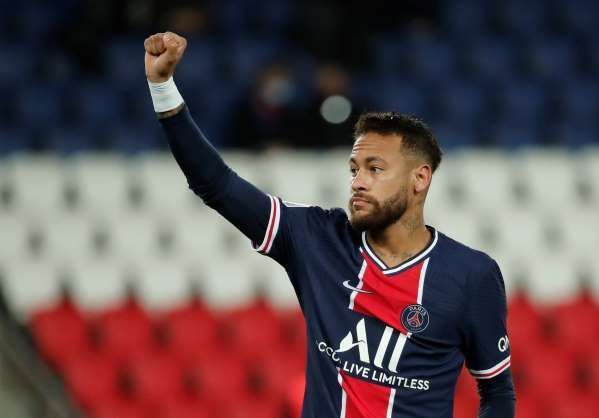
top-left (351, 257), bottom-right (424, 333)
top-left (262, 196), bottom-right (279, 253)
top-left (341, 371), bottom-right (392, 418)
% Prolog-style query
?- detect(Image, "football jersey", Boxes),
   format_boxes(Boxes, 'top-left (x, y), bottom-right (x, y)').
top-left (253, 195), bottom-right (511, 418)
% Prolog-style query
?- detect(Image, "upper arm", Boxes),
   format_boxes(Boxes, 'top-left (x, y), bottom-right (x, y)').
top-left (462, 259), bottom-right (512, 380)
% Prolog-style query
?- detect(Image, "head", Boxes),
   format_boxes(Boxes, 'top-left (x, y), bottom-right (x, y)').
top-left (348, 112), bottom-right (442, 232)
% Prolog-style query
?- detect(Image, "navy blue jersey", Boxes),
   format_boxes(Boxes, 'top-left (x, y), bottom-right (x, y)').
top-left (252, 196), bottom-right (511, 418)
top-left (159, 106), bottom-right (514, 418)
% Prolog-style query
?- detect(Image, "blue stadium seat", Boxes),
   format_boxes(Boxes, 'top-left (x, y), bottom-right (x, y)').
top-left (559, 80), bottom-right (599, 122)
top-left (0, 128), bottom-right (32, 155)
top-left (106, 40), bottom-right (144, 85)
top-left (109, 123), bottom-right (163, 155)
top-left (553, 121), bottom-right (598, 149)
top-left (17, 85), bottom-right (66, 129)
top-left (375, 80), bottom-right (432, 121)
top-left (467, 40), bottom-right (520, 83)
top-left (498, 82), bottom-right (547, 124)
top-left (442, 0), bottom-right (491, 39)
top-left (19, 2), bottom-right (64, 43)
top-left (431, 123), bottom-right (478, 150)
top-left (216, 0), bottom-right (291, 36)
top-left (409, 39), bottom-right (459, 83)
top-left (527, 39), bottom-right (579, 82)
top-left (47, 127), bottom-right (98, 155)
top-left (497, 0), bottom-right (549, 39)
top-left (0, 44), bottom-right (35, 82)
top-left (75, 82), bottom-right (125, 128)
top-left (492, 120), bottom-right (540, 149)
top-left (185, 82), bottom-right (242, 147)
top-left (439, 82), bottom-right (489, 126)
top-left (556, 0), bottom-right (599, 38)
top-left (174, 41), bottom-right (219, 87)
top-left (119, 83), bottom-right (156, 124)
top-left (227, 39), bottom-right (283, 80)
top-left (371, 35), bottom-right (410, 75)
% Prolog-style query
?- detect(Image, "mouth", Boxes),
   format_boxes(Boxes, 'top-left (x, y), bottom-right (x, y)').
top-left (350, 197), bottom-right (370, 210)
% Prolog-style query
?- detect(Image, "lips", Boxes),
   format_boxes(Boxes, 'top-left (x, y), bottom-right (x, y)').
top-left (350, 197), bottom-right (370, 210)
top-left (350, 196), bottom-right (371, 205)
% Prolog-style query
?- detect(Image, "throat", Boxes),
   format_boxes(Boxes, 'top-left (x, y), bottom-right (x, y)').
top-left (366, 224), bottom-right (432, 269)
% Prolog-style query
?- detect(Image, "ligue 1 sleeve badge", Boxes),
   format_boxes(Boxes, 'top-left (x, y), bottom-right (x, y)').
top-left (400, 304), bottom-right (430, 333)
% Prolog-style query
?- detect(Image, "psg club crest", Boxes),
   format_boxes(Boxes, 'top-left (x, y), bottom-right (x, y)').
top-left (400, 304), bottom-right (430, 333)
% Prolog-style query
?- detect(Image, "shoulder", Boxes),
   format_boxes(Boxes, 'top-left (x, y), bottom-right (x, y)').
top-left (281, 200), bottom-right (349, 225)
top-left (279, 201), bottom-right (358, 241)
top-left (434, 230), bottom-right (499, 283)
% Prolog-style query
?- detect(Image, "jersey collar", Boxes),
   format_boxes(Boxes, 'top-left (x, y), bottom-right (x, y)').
top-left (361, 226), bottom-right (438, 275)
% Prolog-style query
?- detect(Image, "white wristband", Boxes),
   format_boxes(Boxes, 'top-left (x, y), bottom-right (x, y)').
top-left (147, 77), bottom-right (184, 113)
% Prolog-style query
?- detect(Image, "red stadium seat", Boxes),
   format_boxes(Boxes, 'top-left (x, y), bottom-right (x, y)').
top-left (164, 298), bottom-right (220, 362)
top-left (219, 393), bottom-right (285, 418)
top-left (545, 393), bottom-right (599, 418)
top-left (246, 348), bottom-right (296, 397)
top-left (183, 352), bottom-right (248, 404)
top-left (507, 291), bottom-right (544, 358)
top-left (279, 309), bottom-right (307, 351)
top-left (159, 398), bottom-right (215, 418)
top-left (283, 373), bottom-right (305, 418)
top-left (93, 295), bottom-right (156, 365)
top-left (223, 298), bottom-right (283, 360)
top-left (519, 345), bottom-right (577, 399)
top-left (550, 290), bottom-right (599, 357)
top-left (92, 399), bottom-right (148, 418)
top-left (454, 367), bottom-right (478, 416)
top-left (29, 295), bottom-right (90, 371)
top-left (514, 393), bottom-right (541, 418)
top-left (127, 351), bottom-right (185, 409)
top-left (63, 351), bottom-right (121, 413)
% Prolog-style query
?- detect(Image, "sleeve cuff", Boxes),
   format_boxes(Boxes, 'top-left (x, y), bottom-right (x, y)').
top-left (252, 195), bottom-right (281, 255)
top-left (469, 356), bottom-right (511, 379)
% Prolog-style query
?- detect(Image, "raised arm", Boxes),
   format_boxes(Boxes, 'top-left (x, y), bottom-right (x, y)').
top-left (144, 32), bottom-right (276, 254)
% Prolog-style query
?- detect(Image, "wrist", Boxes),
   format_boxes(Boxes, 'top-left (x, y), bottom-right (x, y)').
top-left (147, 77), bottom-right (184, 113)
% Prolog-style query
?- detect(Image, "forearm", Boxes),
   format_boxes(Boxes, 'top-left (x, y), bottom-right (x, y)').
top-left (158, 104), bottom-right (232, 203)
top-left (477, 370), bottom-right (516, 418)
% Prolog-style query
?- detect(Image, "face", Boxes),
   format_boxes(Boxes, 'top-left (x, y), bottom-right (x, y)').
top-left (348, 133), bottom-right (427, 232)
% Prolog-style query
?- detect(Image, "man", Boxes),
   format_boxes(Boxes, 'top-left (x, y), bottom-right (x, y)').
top-left (144, 32), bottom-right (515, 418)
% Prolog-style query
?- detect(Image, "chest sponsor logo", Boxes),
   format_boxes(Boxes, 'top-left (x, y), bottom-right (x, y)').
top-left (400, 304), bottom-right (430, 333)
top-left (342, 280), bottom-right (373, 294)
top-left (316, 318), bottom-right (430, 391)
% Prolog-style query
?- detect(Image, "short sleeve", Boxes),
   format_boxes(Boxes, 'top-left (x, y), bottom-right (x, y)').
top-left (250, 196), bottom-right (346, 267)
top-left (463, 260), bottom-right (511, 380)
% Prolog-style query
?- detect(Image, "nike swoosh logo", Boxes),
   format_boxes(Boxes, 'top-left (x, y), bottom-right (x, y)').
top-left (342, 280), bottom-right (373, 294)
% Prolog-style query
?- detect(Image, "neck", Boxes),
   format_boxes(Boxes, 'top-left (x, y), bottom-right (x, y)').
top-left (366, 207), bottom-right (430, 267)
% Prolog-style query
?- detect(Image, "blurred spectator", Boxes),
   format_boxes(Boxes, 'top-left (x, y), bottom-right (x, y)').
top-left (298, 64), bottom-right (367, 148)
top-left (228, 62), bottom-right (303, 150)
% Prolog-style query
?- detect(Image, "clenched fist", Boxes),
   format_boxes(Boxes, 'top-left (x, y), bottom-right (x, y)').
top-left (144, 32), bottom-right (187, 83)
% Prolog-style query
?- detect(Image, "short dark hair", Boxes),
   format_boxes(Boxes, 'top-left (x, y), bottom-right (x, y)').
top-left (353, 112), bottom-right (443, 172)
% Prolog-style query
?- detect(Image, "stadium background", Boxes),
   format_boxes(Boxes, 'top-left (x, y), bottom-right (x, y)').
top-left (0, 0), bottom-right (598, 417)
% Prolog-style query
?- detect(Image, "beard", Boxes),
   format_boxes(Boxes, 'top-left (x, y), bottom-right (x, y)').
top-left (349, 187), bottom-right (408, 233)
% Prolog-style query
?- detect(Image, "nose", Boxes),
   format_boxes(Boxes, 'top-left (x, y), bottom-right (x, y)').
top-left (351, 169), bottom-right (368, 192)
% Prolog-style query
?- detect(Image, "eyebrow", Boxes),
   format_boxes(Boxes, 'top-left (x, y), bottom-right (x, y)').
top-left (348, 156), bottom-right (387, 164)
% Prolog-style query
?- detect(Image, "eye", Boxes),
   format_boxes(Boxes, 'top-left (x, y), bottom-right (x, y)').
top-left (371, 167), bottom-right (383, 173)
top-left (349, 167), bottom-right (358, 176)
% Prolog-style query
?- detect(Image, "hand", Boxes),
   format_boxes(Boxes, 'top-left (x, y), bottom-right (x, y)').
top-left (144, 31), bottom-right (187, 83)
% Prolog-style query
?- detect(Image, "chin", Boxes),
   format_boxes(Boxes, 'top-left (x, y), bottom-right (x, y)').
top-left (349, 213), bottom-right (371, 232)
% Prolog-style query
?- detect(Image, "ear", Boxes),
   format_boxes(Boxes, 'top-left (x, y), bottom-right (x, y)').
top-left (413, 164), bottom-right (432, 193)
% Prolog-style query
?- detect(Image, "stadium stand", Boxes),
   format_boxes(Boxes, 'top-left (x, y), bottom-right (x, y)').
top-left (1, 151), bottom-right (599, 417)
